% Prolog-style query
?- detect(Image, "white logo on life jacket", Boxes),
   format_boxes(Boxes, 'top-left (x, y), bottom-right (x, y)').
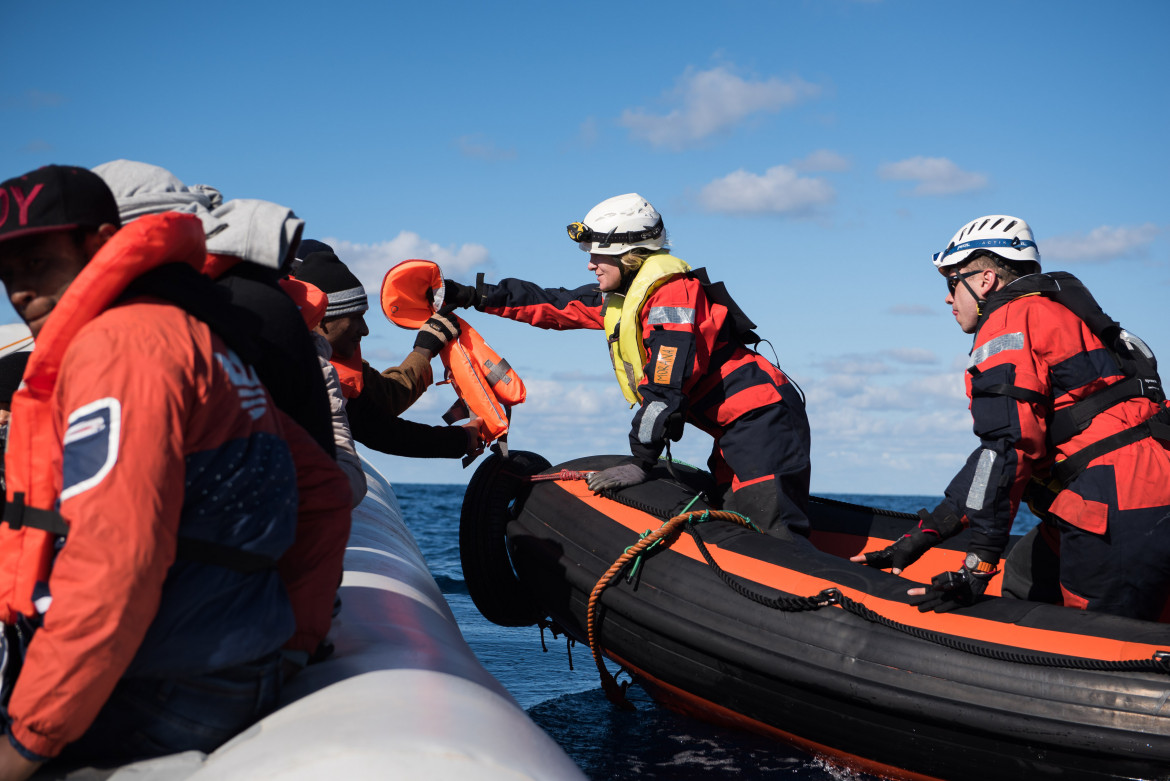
top-left (215, 350), bottom-right (269, 420)
top-left (61, 397), bottom-right (121, 502)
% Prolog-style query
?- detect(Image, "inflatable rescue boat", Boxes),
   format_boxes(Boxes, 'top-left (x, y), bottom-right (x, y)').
top-left (44, 459), bottom-right (585, 781)
top-left (461, 451), bottom-right (1170, 781)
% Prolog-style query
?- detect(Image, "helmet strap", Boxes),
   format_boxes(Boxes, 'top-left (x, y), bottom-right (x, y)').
top-left (964, 277), bottom-right (985, 317)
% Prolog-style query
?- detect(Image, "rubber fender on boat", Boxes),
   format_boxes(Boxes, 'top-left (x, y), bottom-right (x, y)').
top-left (461, 450), bottom-right (550, 627)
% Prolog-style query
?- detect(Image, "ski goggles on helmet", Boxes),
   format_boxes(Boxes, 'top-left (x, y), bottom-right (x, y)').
top-left (566, 218), bottom-right (664, 248)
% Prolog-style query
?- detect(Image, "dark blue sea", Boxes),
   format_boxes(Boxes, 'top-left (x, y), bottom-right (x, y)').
top-left (395, 484), bottom-right (1040, 781)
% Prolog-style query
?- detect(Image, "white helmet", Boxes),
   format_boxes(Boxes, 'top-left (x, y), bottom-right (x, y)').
top-left (932, 215), bottom-right (1041, 272)
top-left (567, 193), bottom-right (665, 255)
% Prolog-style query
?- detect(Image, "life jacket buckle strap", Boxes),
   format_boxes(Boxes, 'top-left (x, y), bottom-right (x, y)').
top-left (1048, 377), bottom-right (1164, 447)
top-left (3, 493), bottom-right (24, 531)
top-left (1050, 406), bottom-right (1170, 487)
top-left (2, 493), bottom-right (69, 537)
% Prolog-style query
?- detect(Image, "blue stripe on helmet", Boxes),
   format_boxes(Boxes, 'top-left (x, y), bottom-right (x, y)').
top-left (939, 237), bottom-right (1038, 261)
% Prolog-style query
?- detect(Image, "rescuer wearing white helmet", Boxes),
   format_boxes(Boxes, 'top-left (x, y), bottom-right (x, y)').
top-left (443, 193), bottom-right (814, 539)
top-left (853, 215), bottom-right (1170, 620)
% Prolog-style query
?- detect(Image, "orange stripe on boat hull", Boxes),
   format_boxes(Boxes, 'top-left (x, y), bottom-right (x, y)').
top-left (553, 480), bottom-right (1166, 662)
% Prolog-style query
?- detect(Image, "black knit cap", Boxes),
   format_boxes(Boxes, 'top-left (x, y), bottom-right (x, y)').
top-left (0, 165), bottom-right (121, 245)
top-left (294, 238), bottom-right (335, 260)
top-left (294, 250), bottom-right (368, 318)
top-left (0, 351), bottom-right (30, 404)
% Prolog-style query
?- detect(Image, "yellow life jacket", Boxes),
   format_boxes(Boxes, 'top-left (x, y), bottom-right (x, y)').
top-left (603, 254), bottom-right (692, 405)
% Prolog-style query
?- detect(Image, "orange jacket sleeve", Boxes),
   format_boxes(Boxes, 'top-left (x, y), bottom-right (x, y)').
top-left (8, 319), bottom-right (193, 758)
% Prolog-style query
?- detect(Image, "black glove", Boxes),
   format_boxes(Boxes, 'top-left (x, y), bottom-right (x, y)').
top-left (909, 552), bottom-right (999, 613)
top-left (440, 279), bottom-right (479, 313)
top-left (586, 463), bottom-right (649, 494)
top-left (857, 507), bottom-right (963, 573)
top-left (414, 313), bottom-right (461, 355)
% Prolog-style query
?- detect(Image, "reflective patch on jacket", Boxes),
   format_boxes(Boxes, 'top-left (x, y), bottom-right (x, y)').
top-left (966, 448), bottom-right (997, 510)
top-left (60, 398), bottom-right (121, 502)
top-left (638, 401), bottom-right (667, 444)
top-left (647, 306), bottom-right (695, 325)
top-left (968, 332), bottom-right (1024, 369)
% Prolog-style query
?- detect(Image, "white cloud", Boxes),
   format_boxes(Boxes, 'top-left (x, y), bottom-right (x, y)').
top-left (619, 65), bottom-right (820, 150)
top-left (697, 165), bottom-right (835, 215)
top-left (793, 149), bottom-right (850, 173)
top-left (882, 348), bottom-right (937, 365)
top-left (806, 350), bottom-right (966, 415)
top-left (456, 133), bottom-right (516, 161)
top-left (1042, 223), bottom-right (1160, 264)
top-left (325, 232), bottom-right (491, 296)
top-left (578, 117), bottom-right (599, 147)
top-left (878, 156), bottom-right (988, 196)
top-left (887, 303), bottom-right (938, 316)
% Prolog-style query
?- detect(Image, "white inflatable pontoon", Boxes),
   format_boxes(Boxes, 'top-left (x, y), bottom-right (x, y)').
top-left (40, 460), bottom-right (584, 780)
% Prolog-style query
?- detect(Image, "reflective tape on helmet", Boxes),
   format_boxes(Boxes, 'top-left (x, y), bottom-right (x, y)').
top-left (935, 237), bottom-right (1039, 265)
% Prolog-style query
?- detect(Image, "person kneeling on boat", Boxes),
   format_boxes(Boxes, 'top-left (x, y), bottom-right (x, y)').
top-left (442, 193), bottom-right (812, 539)
top-left (853, 215), bottom-right (1170, 620)
top-left (0, 166), bottom-right (306, 778)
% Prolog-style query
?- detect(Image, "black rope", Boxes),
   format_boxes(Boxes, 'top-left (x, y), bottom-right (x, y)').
top-left (599, 483), bottom-right (709, 521)
top-left (682, 520), bottom-right (1170, 675)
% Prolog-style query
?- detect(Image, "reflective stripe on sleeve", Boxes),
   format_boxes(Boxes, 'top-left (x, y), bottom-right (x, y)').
top-left (966, 448), bottom-right (997, 510)
top-left (647, 306), bottom-right (696, 325)
top-left (968, 332), bottom-right (1024, 369)
top-left (638, 401), bottom-right (667, 444)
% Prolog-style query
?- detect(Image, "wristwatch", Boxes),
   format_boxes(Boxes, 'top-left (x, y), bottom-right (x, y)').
top-left (964, 552), bottom-right (998, 575)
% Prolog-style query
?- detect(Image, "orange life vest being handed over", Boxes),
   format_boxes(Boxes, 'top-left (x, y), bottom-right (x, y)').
top-left (0, 213), bottom-right (208, 623)
top-left (380, 259), bottom-right (525, 446)
top-left (440, 315), bottom-right (526, 442)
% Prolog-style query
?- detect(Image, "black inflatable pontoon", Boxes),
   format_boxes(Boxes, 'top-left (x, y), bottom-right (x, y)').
top-left (461, 452), bottom-right (1170, 781)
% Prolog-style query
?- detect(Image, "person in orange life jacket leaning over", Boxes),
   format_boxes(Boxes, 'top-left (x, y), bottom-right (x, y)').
top-left (292, 245), bottom-right (485, 460)
top-left (443, 193), bottom-right (812, 539)
top-left (0, 166), bottom-right (307, 778)
top-left (853, 215), bottom-right (1170, 619)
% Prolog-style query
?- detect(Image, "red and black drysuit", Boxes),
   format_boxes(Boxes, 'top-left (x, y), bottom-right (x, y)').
top-left (478, 271), bottom-right (812, 536)
top-left (940, 272), bottom-right (1170, 620)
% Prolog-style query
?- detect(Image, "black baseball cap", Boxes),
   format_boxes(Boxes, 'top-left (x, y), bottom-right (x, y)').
top-left (0, 165), bottom-right (121, 245)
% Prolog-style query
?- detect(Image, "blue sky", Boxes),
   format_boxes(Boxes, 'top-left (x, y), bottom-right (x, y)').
top-left (3, 0), bottom-right (1167, 494)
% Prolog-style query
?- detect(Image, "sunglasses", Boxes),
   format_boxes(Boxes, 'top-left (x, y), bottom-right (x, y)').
top-left (945, 269), bottom-right (983, 295)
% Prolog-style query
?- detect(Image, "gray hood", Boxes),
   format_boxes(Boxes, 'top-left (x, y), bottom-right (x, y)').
top-left (93, 159), bottom-right (303, 271)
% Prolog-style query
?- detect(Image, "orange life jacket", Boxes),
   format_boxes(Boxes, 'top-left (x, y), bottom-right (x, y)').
top-left (441, 316), bottom-right (526, 442)
top-left (331, 347), bottom-right (365, 399)
top-left (380, 259), bottom-right (444, 328)
top-left (0, 213), bottom-right (208, 623)
top-left (380, 259), bottom-right (525, 444)
top-left (277, 277), bottom-right (328, 330)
